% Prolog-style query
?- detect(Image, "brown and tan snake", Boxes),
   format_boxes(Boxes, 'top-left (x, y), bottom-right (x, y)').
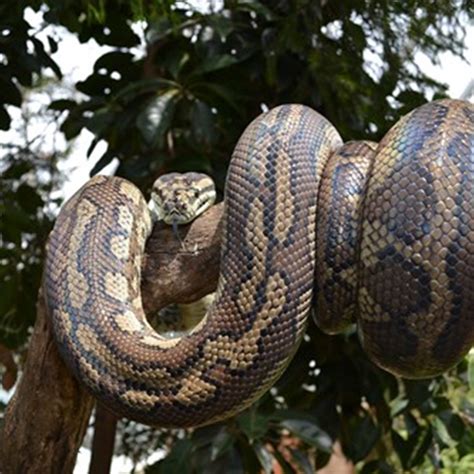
top-left (43, 99), bottom-right (474, 428)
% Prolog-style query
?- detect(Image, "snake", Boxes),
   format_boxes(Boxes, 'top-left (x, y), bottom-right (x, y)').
top-left (314, 99), bottom-right (474, 377)
top-left (43, 99), bottom-right (474, 428)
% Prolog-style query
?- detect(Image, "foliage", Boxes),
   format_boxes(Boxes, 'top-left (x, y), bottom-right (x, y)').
top-left (1, 0), bottom-right (474, 472)
top-left (0, 0), bottom-right (61, 130)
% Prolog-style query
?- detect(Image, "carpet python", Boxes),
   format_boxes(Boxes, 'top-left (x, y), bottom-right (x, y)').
top-left (44, 99), bottom-right (474, 428)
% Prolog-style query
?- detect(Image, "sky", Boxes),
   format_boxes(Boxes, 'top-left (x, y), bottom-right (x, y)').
top-left (416, 26), bottom-right (474, 99)
top-left (1, 6), bottom-right (473, 474)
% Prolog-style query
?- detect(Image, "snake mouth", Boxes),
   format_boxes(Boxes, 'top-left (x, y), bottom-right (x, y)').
top-left (162, 211), bottom-right (192, 241)
top-left (162, 209), bottom-right (194, 226)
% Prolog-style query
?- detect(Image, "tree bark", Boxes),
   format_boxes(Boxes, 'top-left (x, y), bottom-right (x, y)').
top-left (0, 294), bottom-right (94, 474)
top-left (88, 404), bottom-right (118, 474)
top-left (142, 202), bottom-right (223, 313)
top-left (0, 203), bottom-right (223, 474)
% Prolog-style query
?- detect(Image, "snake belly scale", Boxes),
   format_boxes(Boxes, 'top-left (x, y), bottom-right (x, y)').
top-left (44, 105), bottom-right (342, 427)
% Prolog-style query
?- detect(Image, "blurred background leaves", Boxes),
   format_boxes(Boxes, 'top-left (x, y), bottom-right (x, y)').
top-left (1, 0), bottom-right (474, 472)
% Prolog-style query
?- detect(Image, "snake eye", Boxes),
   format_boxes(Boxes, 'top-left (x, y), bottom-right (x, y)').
top-left (193, 190), bottom-right (199, 198)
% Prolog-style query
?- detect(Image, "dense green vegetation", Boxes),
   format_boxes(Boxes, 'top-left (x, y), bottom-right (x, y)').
top-left (1, 1), bottom-right (474, 472)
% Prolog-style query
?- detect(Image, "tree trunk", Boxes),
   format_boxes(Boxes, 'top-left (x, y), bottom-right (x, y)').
top-left (0, 294), bottom-right (94, 474)
top-left (88, 404), bottom-right (118, 474)
top-left (0, 203), bottom-right (223, 473)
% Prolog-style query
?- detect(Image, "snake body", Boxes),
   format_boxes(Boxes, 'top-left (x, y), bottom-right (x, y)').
top-left (357, 99), bottom-right (474, 377)
top-left (44, 99), bottom-right (474, 427)
top-left (315, 140), bottom-right (377, 333)
top-left (44, 105), bottom-right (341, 427)
top-left (314, 99), bottom-right (474, 378)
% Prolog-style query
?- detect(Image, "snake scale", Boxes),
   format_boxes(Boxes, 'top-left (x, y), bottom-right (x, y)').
top-left (44, 99), bottom-right (474, 428)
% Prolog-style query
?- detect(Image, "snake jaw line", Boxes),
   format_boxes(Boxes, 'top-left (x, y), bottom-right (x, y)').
top-left (148, 195), bottom-right (162, 223)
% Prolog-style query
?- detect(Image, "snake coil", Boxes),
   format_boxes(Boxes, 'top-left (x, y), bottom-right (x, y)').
top-left (44, 99), bottom-right (474, 428)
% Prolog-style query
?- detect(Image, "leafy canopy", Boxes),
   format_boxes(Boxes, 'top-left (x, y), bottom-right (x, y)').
top-left (1, 1), bottom-right (473, 472)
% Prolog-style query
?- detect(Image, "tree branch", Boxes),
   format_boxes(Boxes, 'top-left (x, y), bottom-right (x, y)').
top-left (0, 203), bottom-right (224, 473)
top-left (142, 202), bottom-right (223, 313)
top-left (88, 404), bottom-right (118, 474)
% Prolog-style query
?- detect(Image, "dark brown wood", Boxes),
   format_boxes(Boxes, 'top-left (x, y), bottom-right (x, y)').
top-left (0, 294), bottom-right (95, 474)
top-left (88, 404), bottom-right (118, 474)
top-left (142, 202), bottom-right (223, 313)
top-left (0, 203), bottom-right (223, 473)
top-left (0, 344), bottom-right (17, 390)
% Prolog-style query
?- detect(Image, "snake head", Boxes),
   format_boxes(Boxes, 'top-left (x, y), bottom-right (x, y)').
top-left (149, 172), bottom-right (216, 226)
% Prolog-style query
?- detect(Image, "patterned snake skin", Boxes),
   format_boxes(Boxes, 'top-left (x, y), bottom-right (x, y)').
top-left (315, 140), bottom-right (378, 333)
top-left (44, 99), bottom-right (474, 427)
top-left (315, 99), bottom-right (474, 378)
top-left (44, 105), bottom-right (341, 427)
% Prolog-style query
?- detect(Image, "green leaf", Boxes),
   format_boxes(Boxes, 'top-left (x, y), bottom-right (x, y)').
top-left (91, 17), bottom-right (140, 47)
top-left (343, 416), bottom-right (380, 462)
top-left (404, 379), bottom-right (432, 408)
top-left (0, 76), bottom-right (22, 107)
top-left (94, 51), bottom-right (135, 72)
top-left (193, 82), bottom-right (243, 113)
top-left (206, 15), bottom-right (235, 40)
top-left (191, 100), bottom-right (217, 145)
top-left (89, 149), bottom-right (116, 176)
top-left (194, 54), bottom-right (241, 75)
top-left (238, 410), bottom-right (269, 442)
top-left (113, 78), bottom-right (179, 104)
top-left (76, 72), bottom-right (115, 97)
top-left (210, 428), bottom-right (234, 461)
top-left (236, 0), bottom-right (275, 20)
top-left (280, 419), bottom-right (332, 452)
top-left (1, 161), bottom-right (33, 180)
top-left (392, 427), bottom-right (433, 469)
top-left (30, 37), bottom-right (62, 78)
top-left (468, 353), bottom-right (474, 392)
top-left (49, 99), bottom-right (77, 111)
top-left (360, 459), bottom-right (395, 474)
top-left (47, 35), bottom-right (58, 53)
top-left (253, 442), bottom-right (274, 474)
top-left (60, 114), bottom-right (87, 140)
top-left (432, 416), bottom-right (456, 448)
top-left (115, 154), bottom-right (152, 180)
top-left (345, 22), bottom-right (367, 51)
top-left (167, 50), bottom-right (190, 79)
top-left (407, 427), bottom-right (433, 469)
top-left (389, 396), bottom-right (409, 417)
top-left (136, 89), bottom-right (180, 147)
top-left (290, 448), bottom-right (315, 474)
top-left (437, 410), bottom-right (465, 442)
top-left (146, 439), bottom-right (193, 474)
top-left (196, 445), bottom-right (244, 474)
top-left (0, 105), bottom-right (11, 130)
top-left (3, 205), bottom-right (36, 234)
top-left (85, 108), bottom-right (115, 136)
top-left (16, 184), bottom-right (43, 213)
top-left (314, 450), bottom-right (332, 470)
top-left (86, 136), bottom-right (102, 158)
